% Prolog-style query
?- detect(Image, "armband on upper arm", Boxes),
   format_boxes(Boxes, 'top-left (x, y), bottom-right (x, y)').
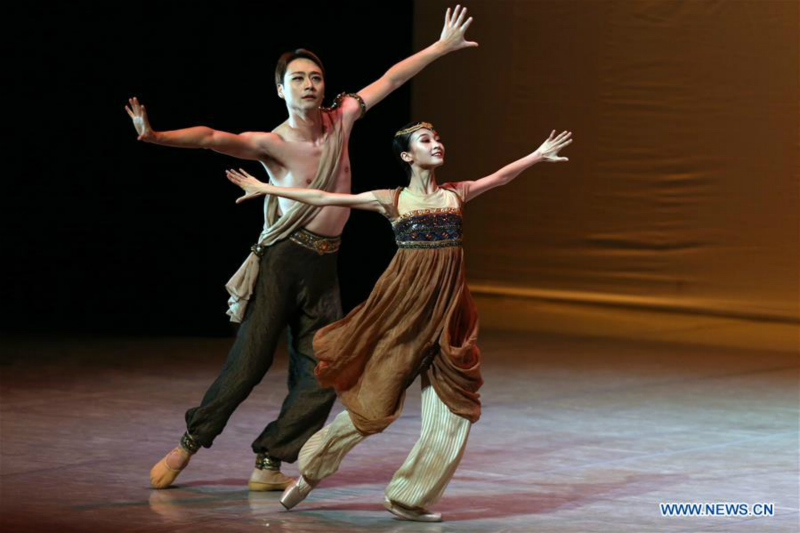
top-left (330, 92), bottom-right (367, 119)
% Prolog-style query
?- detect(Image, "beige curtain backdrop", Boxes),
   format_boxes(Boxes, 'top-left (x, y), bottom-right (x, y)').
top-left (412, 0), bottom-right (798, 349)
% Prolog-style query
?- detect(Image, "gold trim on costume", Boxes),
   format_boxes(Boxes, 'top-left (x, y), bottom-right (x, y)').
top-left (289, 229), bottom-right (341, 255)
top-left (396, 239), bottom-right (463, 249)
top-left (392, 207), bottom-right (462, 226)
top-left (328, 92), bottom-right (367, 119)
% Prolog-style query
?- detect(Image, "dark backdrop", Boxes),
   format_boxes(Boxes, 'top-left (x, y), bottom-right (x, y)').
top-left (5, 2), bottom-right (414, 336)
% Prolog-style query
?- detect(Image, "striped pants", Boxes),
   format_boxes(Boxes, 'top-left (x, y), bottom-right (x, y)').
top-left (298, 374), bottom-right (471, 510)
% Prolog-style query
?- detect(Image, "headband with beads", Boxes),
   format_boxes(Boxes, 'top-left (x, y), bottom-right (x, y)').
top-left (394, 121), bottom-right (436, 137)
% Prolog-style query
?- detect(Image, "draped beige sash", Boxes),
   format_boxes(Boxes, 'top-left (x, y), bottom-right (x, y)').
top-left (225, 110), bottom-right (345, 322)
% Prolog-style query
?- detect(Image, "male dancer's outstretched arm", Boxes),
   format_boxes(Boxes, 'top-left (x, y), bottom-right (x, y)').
top-left (125, 97), bottom-right (276, 160)
top-left (336, 5), bottom-right (478, 122)
top-left (125, 5), bottom-right (478, 158)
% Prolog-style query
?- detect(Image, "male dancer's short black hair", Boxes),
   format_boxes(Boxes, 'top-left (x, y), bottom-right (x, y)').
top-left (274, 49), bottom-right (326, 87)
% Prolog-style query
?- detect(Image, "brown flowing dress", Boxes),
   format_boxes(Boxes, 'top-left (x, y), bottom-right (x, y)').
top-left (313, 183), bottom-right (483, 435)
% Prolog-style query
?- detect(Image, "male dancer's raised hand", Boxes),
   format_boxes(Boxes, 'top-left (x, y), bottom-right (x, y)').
top-left (438, 5), bottom-right (479, 51)
top-left (353, 5), bottom-right (479, 114)
top-left (125, 97), bottom-right (154, 141)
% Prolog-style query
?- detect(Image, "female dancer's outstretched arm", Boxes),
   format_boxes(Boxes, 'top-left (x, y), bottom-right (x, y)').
top-left (225, 169), bottom-right (387, 213)
top-left (459, 130), bottom-right (573, 202)
top-left (226, 129), bottom-right (573, 210)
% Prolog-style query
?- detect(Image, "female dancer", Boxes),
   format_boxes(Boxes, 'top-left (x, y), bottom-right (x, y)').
top-left (226, 122), bottom-right (572, 522)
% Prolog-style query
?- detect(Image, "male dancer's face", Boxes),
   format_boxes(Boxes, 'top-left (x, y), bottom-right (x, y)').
top-left (278, 58), bottom-right (325, 113)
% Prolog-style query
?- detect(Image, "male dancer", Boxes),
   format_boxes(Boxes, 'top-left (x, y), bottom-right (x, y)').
top-left (126, 6), bottom-right (478, 491)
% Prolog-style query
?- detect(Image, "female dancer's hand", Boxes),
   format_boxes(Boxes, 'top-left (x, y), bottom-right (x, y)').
top-left (534, 130), bottom-right (573, 163)
top-left (226, 169), bottom-right (267, 204)
top-left (438, 5), bottom-right (478, 52)
top-left (125, 97), bottom-right (155, 141)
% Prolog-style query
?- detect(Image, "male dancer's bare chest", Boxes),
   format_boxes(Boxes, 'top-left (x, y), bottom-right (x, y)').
top-left (260, 138), bottom-right (353, 236)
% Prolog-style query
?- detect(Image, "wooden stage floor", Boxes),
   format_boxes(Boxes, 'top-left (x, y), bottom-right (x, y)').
top-left (1, 330), bottom-right (798, 532)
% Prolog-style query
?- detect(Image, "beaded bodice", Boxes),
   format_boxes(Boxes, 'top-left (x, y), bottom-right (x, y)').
top-left (392, 208), bottom-right (463, 249)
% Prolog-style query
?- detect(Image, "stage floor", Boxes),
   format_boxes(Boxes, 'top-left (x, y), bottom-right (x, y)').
top-left (2, 330), bottom-right (798, 532)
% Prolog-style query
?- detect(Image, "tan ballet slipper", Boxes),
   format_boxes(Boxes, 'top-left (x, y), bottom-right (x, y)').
top-left (150, 446), bottom-right (192, 489)
top-left (248, 468), bottom-right (294, 491)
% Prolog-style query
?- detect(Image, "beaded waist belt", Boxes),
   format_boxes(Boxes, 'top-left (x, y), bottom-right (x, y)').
top-left (250, 229), bottom-right (342, 257)
top-left (250, 229), bottom-right (341, 257)
top-left (289, 228), bottom-right (341, 255)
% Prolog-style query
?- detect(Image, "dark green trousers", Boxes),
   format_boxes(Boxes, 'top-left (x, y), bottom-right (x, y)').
top-left (185, 235), bottom-right (340, 462)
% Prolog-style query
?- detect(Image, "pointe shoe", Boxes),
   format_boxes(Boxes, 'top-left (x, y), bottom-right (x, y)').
top-left (280, 476), bottom-right (316, 510)
top-left (384, 497), bottom-right (442, 522)
top-left (150, 447), bottom-right (191, 489)
top-left (248, 467), bottom-right (295, 491)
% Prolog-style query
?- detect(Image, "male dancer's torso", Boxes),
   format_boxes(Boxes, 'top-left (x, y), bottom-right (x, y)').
top-left (258, 110), bottom-right (354, 237)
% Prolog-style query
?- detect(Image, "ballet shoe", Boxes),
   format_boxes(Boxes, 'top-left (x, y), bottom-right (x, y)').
top-left (149, 447), bottom-right (191, 489)
top-left (248, 467), bottom-right (294, 491)
top-left (280, 476), bottom-right (317, 510)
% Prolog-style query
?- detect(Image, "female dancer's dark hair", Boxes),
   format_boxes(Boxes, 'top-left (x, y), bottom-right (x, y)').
top-left (392, 121), bottom-right (435, 179)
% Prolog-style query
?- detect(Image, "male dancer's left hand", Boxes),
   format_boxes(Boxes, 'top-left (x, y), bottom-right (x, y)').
top-left (438, 5), bottom-right (479, 52)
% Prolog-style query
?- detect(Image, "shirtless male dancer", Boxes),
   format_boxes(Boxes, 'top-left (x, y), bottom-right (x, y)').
top-left (125, 5), bottom-right (478, 491)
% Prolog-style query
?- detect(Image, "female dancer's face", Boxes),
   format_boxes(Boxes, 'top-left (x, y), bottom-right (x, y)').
top-left (403, 128), bottom-right (445, 170)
